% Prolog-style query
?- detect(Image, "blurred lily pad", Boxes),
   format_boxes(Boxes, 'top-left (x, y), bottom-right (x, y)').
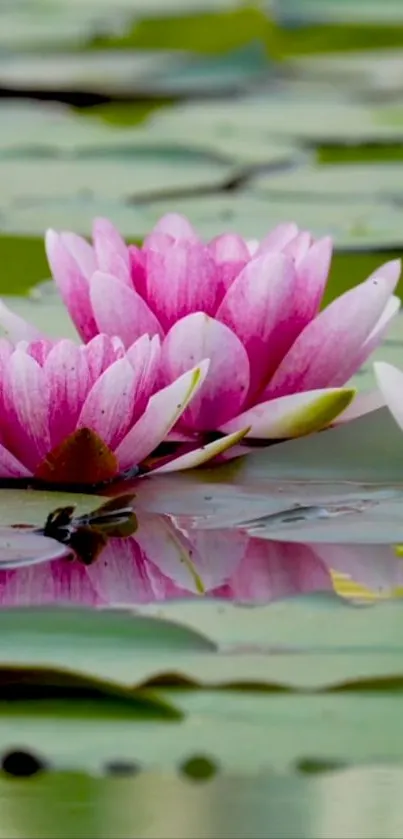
top-left (0, 100), bottom-right (299, 168)
top-left (138, 193), bottom-right (403, 249)
top-left (0, 154), bottom-right (236, 224)
top-left (149, 94), bottom-right (403, 147)
top-left (288, 49), bottom-right (403, 97)
top-left (0, 50), bottom-right (186, 97)
top-left (251, 162), bottom-right (403, 203)
top-left (0, 768), bottom-right (401, 839)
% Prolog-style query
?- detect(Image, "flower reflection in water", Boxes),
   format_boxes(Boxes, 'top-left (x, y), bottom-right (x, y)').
top-left (0, 511), bottom-right (402, 607)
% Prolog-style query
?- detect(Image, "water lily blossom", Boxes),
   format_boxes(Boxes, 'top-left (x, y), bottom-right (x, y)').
top-left (0, 216), bottom-right (399, 466)
top-left (39, 215), bottom-right (400, 450)
top-left (0, 333), bottom-right (248, 483)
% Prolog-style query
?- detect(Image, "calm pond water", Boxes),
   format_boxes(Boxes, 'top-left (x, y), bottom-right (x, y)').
top-left (2, 2), bottom-right (403, 838)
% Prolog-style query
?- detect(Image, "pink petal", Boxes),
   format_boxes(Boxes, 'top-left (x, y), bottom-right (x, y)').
top-left (161, 313), bottom-right (250, 430)
top-left (330, 295), bottom-right (401, 386)
top-left (116, 361), bottom-right (209, 469)
top-left (77, 357), bottom-right (138, 450)
top-left (92, 217), bottom-right (130, 284)
top-left (264, 271), bottom-right (399, 398)
top-left (151, 213), bottom-right (198, 241)
top-left (216, 252), bottom-right (302, 396)
top-left (84, 334), bottom-right (124, 384)
top-left (214, 539), bottom-right (332, 602)
top-left (25, 339), bottom-right (55, 366)
top-left (135, 515), bottom-right (248, 593)
top-left (283, 230), bottom-right (312, 264)
top-left (126, 334), bottom-right (161, 421)
top-left (60, 232), bottom-right (96, 278)
top-left (145, 241), bottom-right (219, 331)
top-left (208, 233), bottom-right (249, 303)
top-left (2, 350), bottom-right (50, 471)
top-left (151, 428), bottom-right (249, 474)
top-left (128, 244), bottom-right (147, 296)
top-left (90, 271), bottom-right (163, 347)
top-left (0, 443), bottom-right (31, 478)
top-left (0, 561), bottom-right (100, 607)
top-left (143, 231), bottom-right (174, 255)
top-left (44, 340), bottom-right (91, 447)
top-left (312, 543), bottom-right (403, 595)
top-left (220, 387), bottom-right (355, 439)
top-left (256, 222), bottom-right (299, 255)
top-left (45, 229), bottom-right (98, 342)
top-left (293, 236), bottom-right (333, 315)
top-left (0, 299), bottom-right (45, 343)
top-left (208, 233), bottom-right (250, 263)
top-left (367, 258), bottom-right (401, 285)
top-left (374, 361), bottom-right (403, 431)
top-left (85, 536), bottom-right (179, 605)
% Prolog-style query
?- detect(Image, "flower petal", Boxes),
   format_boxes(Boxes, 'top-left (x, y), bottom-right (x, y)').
top-left (283, 230), bottom-right (312, 263)
top-left (146, 241), bottom-right (218, 331)
top-left (331, 295), bottom-right (401, 387)
top-left (90, 271), bottom-right (163, 347)
top-left (333, 389), bottom-right (385, 424)
top-left (313, 543), bottom-right (403, 595)
top-left (374, 361), bottom-right (403, 431)
top-left (86, 536), bottom-right (180, 605)
top-left (83, 334), bottom-right (124, 383)
top-left (0, 299), bottom-right (45, 343)
top-left (45, 229), bottom-right (98, 342)
top-left (60, 232), bottom-right (96, 278)
top-left (161, 313), bottom-right (250, 430)
top-left (126, 334), bottom-right (161, 421)
top-left (151, 213), bottom-right (198, 241)
top-left (256, 222), bottom-right (299, 255)
top-left (264, 271), bottom-right (399, 398)
top-left (293, 236), bottom-right (332, 315)
top-left (0, 443), bottom-right (30, 478)
top-left (208, 233), bottom-right (250, 263)
top-left (128, 244), bottom-right (147, 296)
top-left (2, 350), bottom-right (50, 471)
top-left (24, 339), bottom-right (55, 366)
top-left (116, 361), bottom-right (209, 469)
top-left (217, 252), bottom-right (304, 395)
top-left (150, 428), bottom-right (250, 473)
top-left (77, 357), bottom-right (138, 450)
top-left (0, 561), bottom-right (100, 607)
top-left (214, 539), bottom-right (332, 602)
top-left (136, 515), bottom-right (248, 593)
top-left (92, 217), bottom-right (131, 286)
top-left (220, 387), bottom-right (355, 439)
top-left (44, 340), bottom-right (91, 447)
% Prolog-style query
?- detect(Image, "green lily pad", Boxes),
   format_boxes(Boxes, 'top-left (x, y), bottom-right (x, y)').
top-left (251, 162), bottom-right (403, 203)
top-left (0, 768), bottom-right (402, 839)
top-left (139, 192), bottom-right (403, 249)
top-left (0, 154), bottom-right (235, 208)
top-left (0, 490), bottom-right (104, 528)
top-left (0, 50), bottom-right (187, 96)
top-left (288, 48), bottom-right (403, 97)
top-left (149, 94), bottom-right (403, 147)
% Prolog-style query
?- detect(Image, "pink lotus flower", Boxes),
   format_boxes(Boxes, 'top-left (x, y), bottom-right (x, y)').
top-left (37, 214), bottom-right (400, 454)
top-left (0, 332), bottom-right (246, 483)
